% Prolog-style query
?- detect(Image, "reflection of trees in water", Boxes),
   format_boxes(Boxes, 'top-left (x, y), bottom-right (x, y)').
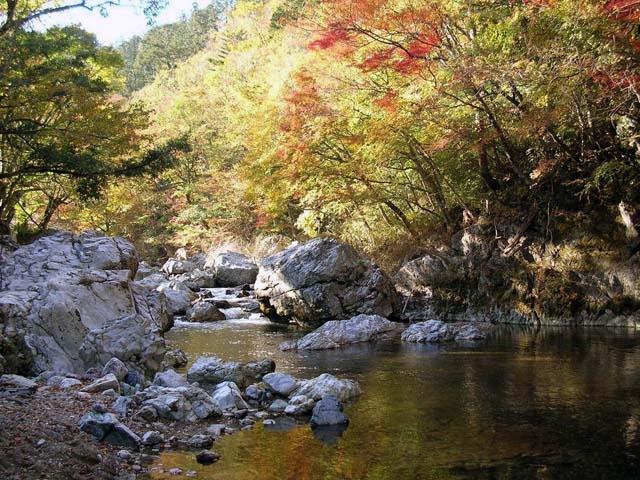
top-left (158, 324), bottom-right (640, 479)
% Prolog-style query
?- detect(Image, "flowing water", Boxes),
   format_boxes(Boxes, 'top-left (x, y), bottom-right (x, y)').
top-left (151, 310), bottom-right (640, 479)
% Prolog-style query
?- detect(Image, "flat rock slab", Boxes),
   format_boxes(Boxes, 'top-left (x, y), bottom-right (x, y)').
top-left (280, 314), bottom-right (403, 350)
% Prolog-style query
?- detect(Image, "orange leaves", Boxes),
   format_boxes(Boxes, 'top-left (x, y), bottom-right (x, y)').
top-left (372, 91), bottom-right (398, 111)
top-left (308, 28), bottom-right (351, 50)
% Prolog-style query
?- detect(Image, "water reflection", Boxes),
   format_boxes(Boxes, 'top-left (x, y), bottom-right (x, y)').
top-left (156, 323), bottom-right (640, 479)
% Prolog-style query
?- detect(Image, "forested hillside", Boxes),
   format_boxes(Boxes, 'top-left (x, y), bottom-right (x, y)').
top-left (6, 0), bottom-right (640, 274)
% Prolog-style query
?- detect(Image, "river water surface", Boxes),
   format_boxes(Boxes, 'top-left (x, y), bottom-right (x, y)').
top-left (152, 318), bottom-right (640, 479)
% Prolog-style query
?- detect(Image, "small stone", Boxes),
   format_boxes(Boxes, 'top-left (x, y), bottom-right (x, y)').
top-left (82, 373), bottom-right (121, 394)
top-left (268, 399), bottom-right (288, 413)
top-left (117, 450), bottom-right (133, 461)
top-left (75, 391), bottom-right (91, 401)
top-left (263, 419), bottom-right (276, 426)
top-left (142, 431), bottom-right (164, 447)
top-left (102, 357), bottom-right (129, 381)
top-left (262, 373), bottom-right (299, 396)
top-left (134, 405), bottom-right (158, 422)
top-left (241, 425), bottom-right (253, 431)
top-left (153, 369), bottom-right (188, 388)
top-left (206, 424), bottom-right (225, 437)
top-left (240, 418), bottom-right (254, 427)
top-left (131, 464), bottom-right (143, 473)
top-left (233, 409), bottom-right (248, 419)
top-left (59, 378), bottom-right (82, 389)
top-left (36, 438), bottom-right (46, 447)
top-left (101, 388), bottom-right (118, 398)
top-left (186, 470), bottom-right (198, 477)
top-left (310, 395), bottom-right (349, 427)
top-left (92, 402), bottom-right (108, 414)
top-left (195, 450), bottom-right (220, 465)
top-left (167, 467), bottom-right (183, 476)
top-left (187, 434), bottom-right (214, 449)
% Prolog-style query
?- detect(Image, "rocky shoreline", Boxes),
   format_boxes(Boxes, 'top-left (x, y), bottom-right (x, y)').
top-left (2, 229), bottom-right (638, 478)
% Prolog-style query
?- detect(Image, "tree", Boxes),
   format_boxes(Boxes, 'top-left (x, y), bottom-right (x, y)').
top-left (0, 0), bottom-right (168, 39)
top-left (0, 25), bottom-right (187, 236)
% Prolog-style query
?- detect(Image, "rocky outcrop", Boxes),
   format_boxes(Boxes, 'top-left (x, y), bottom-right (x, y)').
top-left (0, 231), bottom-right (172, 375)
top-left (280, 314), bottom-right (403, 351)
top-left (255, 238), bottom-right (400, 327)
top-left (207, 252), bottom-right (258, 287)
top-left (395, 218), bottom-right (640, 327)
top-left (400, 320), bottom-right (491, 343)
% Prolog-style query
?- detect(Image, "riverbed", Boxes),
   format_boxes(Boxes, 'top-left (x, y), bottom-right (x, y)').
top-left (152, 318), bottom-right (640, 479)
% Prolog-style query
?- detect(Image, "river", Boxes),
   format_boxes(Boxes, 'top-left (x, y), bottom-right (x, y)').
top-left (150, 317), bottom-right (640, 479)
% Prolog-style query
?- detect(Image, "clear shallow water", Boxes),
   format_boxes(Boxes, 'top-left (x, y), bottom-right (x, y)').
top-left (155, 322), bottom-right (640, 479)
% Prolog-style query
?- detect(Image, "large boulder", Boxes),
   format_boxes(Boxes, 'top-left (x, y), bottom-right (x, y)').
top-left (186, 356), bottom-right (275, 389)
top-left (255, 238), bottom-right (399, 327)
top-left (207, 252), bottom-right (258, 287)
top-left (280, 314), bottom-right (403, 351)
top-left (0, 231), bottom-right (171, 375)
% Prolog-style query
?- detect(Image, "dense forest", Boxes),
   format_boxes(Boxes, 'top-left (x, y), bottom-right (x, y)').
top-left (3, 0), bottom-right (640, 271)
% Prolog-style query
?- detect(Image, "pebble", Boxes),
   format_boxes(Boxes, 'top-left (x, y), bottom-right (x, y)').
top-left (186, 471), bottom-right (198, 477)
top-left (117, 450), bottom-right (133, 461)
top-left (36, 438), bottom-right (46, 447)
top-left (92, 402), bottom-right (107, 414)
top-left (167, 468), bottom-right (183, 476)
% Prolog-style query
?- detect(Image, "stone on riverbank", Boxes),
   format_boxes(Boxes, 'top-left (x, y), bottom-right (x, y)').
top-left (138, 385), bottom-right (222, 423)
top-left (262, 372), bottom-right (299, 396)
top-left (78, 411), bottom-right (141, 450)
top-left (186, 357), bottom-right (275, 389)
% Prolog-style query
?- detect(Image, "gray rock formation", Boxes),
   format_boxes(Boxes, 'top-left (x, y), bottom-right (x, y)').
top-left (186, 356), bottom-right (275, 389)
top-left (0, 231), bottom-right (172, 375)
top-left (188, 302), bottom-right (226, 323)
top-left (293, 373), bottom-right (361, 402)
top-left (211, 381), bottom-right (249, 410)
top-left (310, 396), bottom-right (349, 427)
top-left (79, 314), bottom-right (166, 377)
top-left (138, 385), bottom-right (221, 422)
top-left (153, 369), bottom-right (188, 388)
top-left (255, 238), bottom-right (399, 326)
top-left (78, 411), bottom-right (141, 450)
top-left (262, 372), bottom-right (299, 396)
top-left (280, 314), bottom-right (403, 350)
top-left (207, 252), bottom-right (258, 287)
top-left (400, 320), bottom-right (490, 343)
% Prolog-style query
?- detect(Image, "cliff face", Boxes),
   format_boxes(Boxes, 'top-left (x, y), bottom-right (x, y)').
top-left (395, 215), bottom-right (640, 327)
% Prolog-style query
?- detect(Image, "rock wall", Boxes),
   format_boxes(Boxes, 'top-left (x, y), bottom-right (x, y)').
top-left (395, 219), bottom-right (640, 327)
